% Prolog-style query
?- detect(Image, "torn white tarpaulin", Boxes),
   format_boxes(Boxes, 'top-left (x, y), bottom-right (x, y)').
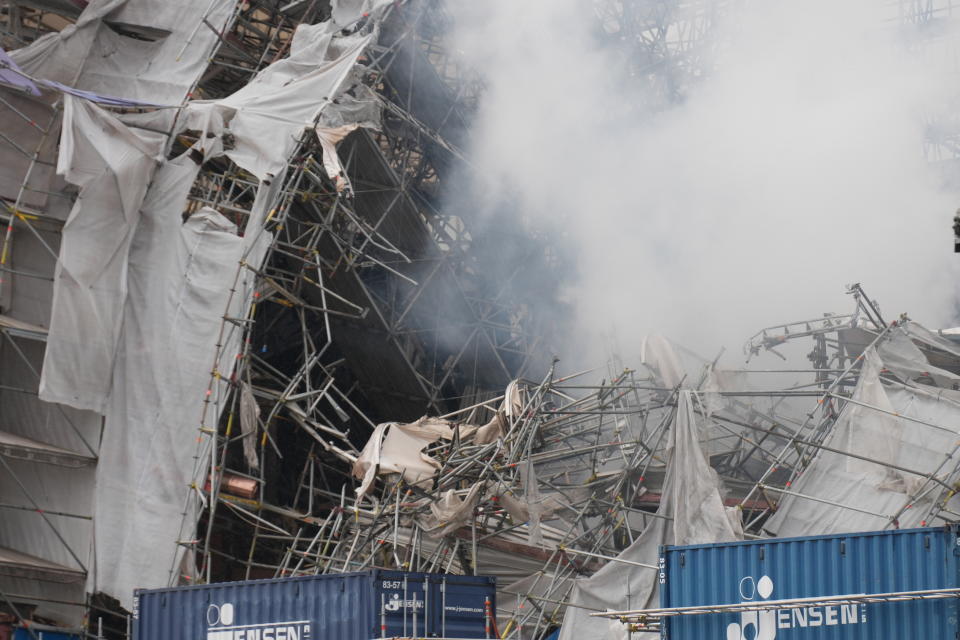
top-left (878, 326), bottom-right (960, 388)
top-left (239, 382), bottom-right (261, 471)
top-left (330, 0), bottom-right (394, 29)
top-left (558, 391), bottom-right (739, 640)
top-left (519, 461), bottom-right (544, 546)
top-left (315, 124), bottom-right (360, 193)
top-left (353, 381), bottom-right (526, 497)
top-left (353, 417), bottom-right (455, 498)
top-left (313, 63), bottom-right (382, 193)
top-left (418, 484), bottom-right (485, 538)
top-left (10, 0), bottom-right (237, 105)
top-left (474, 380), bottom-right (523, 444)
top-left (504, 379), bottom-right (523, 416)
top-left (9, 0), bottom-right (127, 88)
top-left (29, 2), bottom-right (380, 607)
top-left (498, 489), bottom-right (567, 547)
top-left (473, 412), bottom-right (506, 444)
top-left (498, 492), bottom-right (566, 525)
top-left (318, 66), bottom-right (382, 130)
top-left (640, 334), bottom-right (685, 389)
top-left (39, 95), bottom-right (163, 413)
top-left (219, 24), bottom-right (372, 181)
top-left (701, 367), bottom-right (749, 417)
top-left (499, 572), bottom-right (574, 639)
top-left (93, 187), bottom-right (243, 609)
top-left (765, 347), bottom-right (960, 537)
top-left (904, 321), bottom-right (960, 359)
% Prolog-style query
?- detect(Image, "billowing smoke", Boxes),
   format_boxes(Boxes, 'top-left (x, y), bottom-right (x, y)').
top-left (445, 0), bottom-right (960, 363)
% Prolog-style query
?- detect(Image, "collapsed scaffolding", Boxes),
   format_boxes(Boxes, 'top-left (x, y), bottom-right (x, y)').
top-left (0, 0), bottom-right (552, 632)
top-left (194, 284), bottom-right (960, 640)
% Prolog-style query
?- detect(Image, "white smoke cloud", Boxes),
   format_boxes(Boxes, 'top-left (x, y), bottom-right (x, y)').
top-left (446, 0), bottom-right (960, 362)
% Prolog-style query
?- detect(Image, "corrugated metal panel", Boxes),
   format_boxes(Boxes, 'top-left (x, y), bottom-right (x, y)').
top-left (13, 629), bottom-right (80, 640)
top-left (662, 526), bottom-right (960, 640)
top-left (133, 570), bottom-right (495, 640)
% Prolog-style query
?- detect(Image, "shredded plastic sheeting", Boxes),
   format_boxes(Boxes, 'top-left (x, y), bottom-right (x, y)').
top-left (330, 0), bottom-right (394, 28)
top-left (878, 327), bottom-right (960, 388)
top-left (25, 6), bottom-right (380, 608)
top-left (641, 334), bottom-right (686, 388)
top-left (217, 23), bottom-right (372, 180)
top-left (418, 484), bottom-right (485, 538)
top-left (353, 418), bottom-right (457, 497)
top-left (11, 0), bottom-right (236, 105)
top-left (558, 391), bottom-right (740, 640)
top-left (766, 348), bottom-right (960, 536)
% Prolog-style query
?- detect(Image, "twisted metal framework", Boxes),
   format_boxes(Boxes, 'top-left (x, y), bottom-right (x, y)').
top-left (0, 0), bottom-right (551, 631)
top-left (170, 0), bottom-right (557, 588)
top-left (263, 285), bottom-right (960, 640)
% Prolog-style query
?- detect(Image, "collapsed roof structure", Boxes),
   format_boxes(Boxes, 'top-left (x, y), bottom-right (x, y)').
top-left (1, 2), bottom-right (959, 639)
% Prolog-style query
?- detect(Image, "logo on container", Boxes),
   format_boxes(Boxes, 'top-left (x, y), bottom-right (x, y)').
top-left (726, 576), bottom-right (863, 640)
top-left (382, 593), bottom-right (425, 612)
top-left (206, 602), bottom-right (311, 640)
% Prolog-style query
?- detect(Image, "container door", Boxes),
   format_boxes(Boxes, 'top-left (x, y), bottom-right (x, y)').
top-left (376, 575), bottom-right (429, 637)
top-left (430, 578), bottom-right (492, 639)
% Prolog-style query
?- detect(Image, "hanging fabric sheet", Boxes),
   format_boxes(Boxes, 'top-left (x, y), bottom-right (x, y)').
top-left (557, 391), bottom-right (740, 640)
top-left (39, 95), bottom-right (163, 413)
top-left (765, 347), bottom-right (960, 537)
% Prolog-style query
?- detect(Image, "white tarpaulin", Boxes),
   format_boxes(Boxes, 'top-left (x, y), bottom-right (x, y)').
top-left (765, 347), bottom-right (960, 537)
top-left (28, 2), bottom-right (383, 610)
top-left (353, 418), bottom-right (456, 497)
top-left (220, 24), bottom-right (372, 181)
top-left (878, 325), bottom-right (960, 388)
top-left (418, 483), bottom-right (485, 538)
top-left (499, 572), bottom-right (574, 638)
top-left (640, 334), bottom-right (685, 389)
top-left (93, 183), bottom-right (243, 606)
top-left (91, 17), bottom-right (373, 601)
top-left (10, 0), bottom-right (237, 105)
top-left (39, 95), bottom-right (163, 412)
top-left (353, 380), bottom-right (526, 498)
top-left (558, 391), bottom-right (739, 640)
top-left (316, 123), bottom-right (361, 192)
top-left (330, 0), bottom-right (393, 28)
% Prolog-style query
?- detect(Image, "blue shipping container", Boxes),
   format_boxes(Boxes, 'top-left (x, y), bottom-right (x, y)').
top-left (661, 526), bottom-right (960, 640)
top-left (13, 629), bottom-right (80, 640)
top-left (133, 570), bottom-right (496, 640)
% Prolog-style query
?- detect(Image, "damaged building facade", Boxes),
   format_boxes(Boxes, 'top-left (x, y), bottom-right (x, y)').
top-left (1, 1), bottom-right (960, 639)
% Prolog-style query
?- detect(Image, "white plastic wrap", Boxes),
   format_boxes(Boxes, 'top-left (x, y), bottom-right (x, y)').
top-left (878, 326), bottom-right (960, 388)
top-left (330, 0), bottom-right (393, 28)
top-left (93, 175), bottom-right (242, 607)
top-left (640, 334), bottom-right (685, 389)
top-left (558, 391), bottom-right (739, 640)
top-left (220, 24), bottom-right (372, 180)
top-left (39, 95), bottom-right (163, 413)
top-left (765, 347), bottom-right (960, 536)
top-left (353, 418), bottom-right (456, 497)
top-left (29, 4), bottom-right (380, 611)
top-left (10, 0), bottom-right (237, 105)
